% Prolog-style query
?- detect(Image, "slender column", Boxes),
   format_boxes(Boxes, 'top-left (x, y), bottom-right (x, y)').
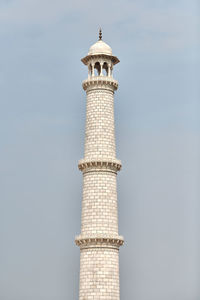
top-left (91, 63), bottom-right (94, 76)
top-left (111, 65), bottom-right (113, 77)
top-left (108, 63), bottom-right (111, 77)
top-left (100, 62), bottom-right (103, 76)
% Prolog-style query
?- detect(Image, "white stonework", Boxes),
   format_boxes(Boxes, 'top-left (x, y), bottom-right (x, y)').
top-left (76, 34), bottom-right (123, 300)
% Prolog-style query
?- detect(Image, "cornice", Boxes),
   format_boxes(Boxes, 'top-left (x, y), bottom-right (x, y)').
top-left (78, 158), bottom-right (122, 173)
top-left (82, 76), bottom-right (118, 92)
top-left (81, 54), bottom-right (120, 66)
top-left (75, 235), bottom-right (124, 249)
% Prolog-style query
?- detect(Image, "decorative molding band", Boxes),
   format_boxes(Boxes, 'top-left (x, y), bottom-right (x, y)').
top-left (82, 76), bottom-right (118, 92)
top-left (81, 54), bottom-right (120, 66)
top-left (75, 235), bottom-right (124, 250)
top-left (78, 159), bottom-right (122, 173)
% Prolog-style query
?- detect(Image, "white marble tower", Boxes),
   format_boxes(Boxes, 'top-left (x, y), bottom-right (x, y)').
top-left (75, 30), bottom-right (124, 300)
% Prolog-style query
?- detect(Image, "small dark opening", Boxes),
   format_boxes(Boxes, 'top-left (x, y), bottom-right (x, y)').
top-left (94, 62), bottom-right (100, 76)
top-left (102, 62), bottom-right (108, 76)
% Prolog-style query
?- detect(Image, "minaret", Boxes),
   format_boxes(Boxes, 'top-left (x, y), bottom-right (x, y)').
top-left (75, 30), bottom-right (124, 300)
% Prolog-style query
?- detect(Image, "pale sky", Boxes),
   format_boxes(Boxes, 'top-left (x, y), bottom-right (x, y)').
top-left (0, 1), bottom-right (199, 299)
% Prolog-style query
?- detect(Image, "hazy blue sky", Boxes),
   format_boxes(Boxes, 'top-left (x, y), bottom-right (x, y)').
top-left (0, 1), bottom-right (199, 299)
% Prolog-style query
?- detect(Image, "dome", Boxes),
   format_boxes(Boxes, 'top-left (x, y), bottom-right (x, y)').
top-left (88, 40), bottom-right (112, 56)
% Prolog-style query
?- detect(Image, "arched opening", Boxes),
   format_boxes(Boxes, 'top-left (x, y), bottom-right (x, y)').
top-left (94, 62), bottom-right (100, 76)
top-left (102, 62), bottom-right (108, 76)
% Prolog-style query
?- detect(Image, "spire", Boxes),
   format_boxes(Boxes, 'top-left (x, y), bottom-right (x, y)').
top-left (99, 28), bottom-right (102, 40)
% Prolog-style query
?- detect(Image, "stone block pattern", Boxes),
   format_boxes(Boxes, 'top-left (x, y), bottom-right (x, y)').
top-left (81, 170), bottom-right (118, 236)
top-left (79, 248), bottom-right (120, 300)
top-left (84, 89), bottom-right (116, 160)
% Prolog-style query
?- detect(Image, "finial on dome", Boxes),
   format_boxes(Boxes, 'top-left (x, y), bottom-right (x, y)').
top-left (99, 28), bottom-right (102, 40)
